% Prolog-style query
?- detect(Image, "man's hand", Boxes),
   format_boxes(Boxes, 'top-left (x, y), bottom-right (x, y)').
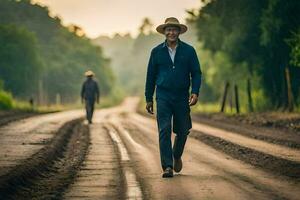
top-left (189, 94), bottom-right (198, 106)
top-left (146, 101), bottom-right (154, 114)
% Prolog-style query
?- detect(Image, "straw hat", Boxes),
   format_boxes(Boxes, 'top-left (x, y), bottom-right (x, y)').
top-left (156, 17), bottom-right (188, 34)
top-left (84, 70), bottom-right (94, 77)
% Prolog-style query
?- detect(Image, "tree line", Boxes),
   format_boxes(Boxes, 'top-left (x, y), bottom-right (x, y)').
top-left (188, 0), bottom-right (300, 111)
top-left (0, 0), bottom-right (115, 105)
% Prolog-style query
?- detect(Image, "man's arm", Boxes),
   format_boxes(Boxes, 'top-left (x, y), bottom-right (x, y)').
top-left (95, 82), bottom-right (100, 103)
top-left (145, 50), bottom-right (157, 103)
top-left (190, 48), bottom-right (202, 96)
top-left (189, 48), bottom-right (202, 106)
top-left (81, 82), bottom-right (85, 103)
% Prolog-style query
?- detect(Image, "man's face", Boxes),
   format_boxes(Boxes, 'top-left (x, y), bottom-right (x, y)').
top-left (164, 26), bottom-right (180, 42)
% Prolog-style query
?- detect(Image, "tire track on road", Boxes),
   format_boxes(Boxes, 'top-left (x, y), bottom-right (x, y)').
top-left (0, 110), bottom-right (84, 176)
top-left (0, 119), bottom-right (90, 199)
top-left (63, 123), bottom-right (124, 200)
top-left (106, 123), bottom-right (143, 200)
top-left (190, 130), bottom-right (300, 179)
top-left (192, 122), bottom-right (300, 163)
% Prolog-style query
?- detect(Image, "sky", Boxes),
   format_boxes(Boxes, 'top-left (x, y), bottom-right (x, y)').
top-left (32, 0), bottom-right (202, 38)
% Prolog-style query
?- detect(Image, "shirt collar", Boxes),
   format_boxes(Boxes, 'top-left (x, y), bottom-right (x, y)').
top-left (162, 39), bottom-right (181, 49)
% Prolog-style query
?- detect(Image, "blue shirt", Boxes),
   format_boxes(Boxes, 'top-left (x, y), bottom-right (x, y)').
top-left (145, 39), bottom-right (202, 102)
top-left (167, 44), bottom-right (177, 63)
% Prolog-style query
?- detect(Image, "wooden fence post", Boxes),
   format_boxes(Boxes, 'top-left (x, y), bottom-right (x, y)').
top-left (234, 84), bottom-right (240, 114)
top-left (285, 66), bottom-right (294, 112)
top-left (247, 78), bottom-right (254, 112)
top-left (220, 82), bottom-right (230, 112)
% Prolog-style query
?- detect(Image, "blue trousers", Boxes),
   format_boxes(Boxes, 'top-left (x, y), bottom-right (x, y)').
top-left (85, 99), bottom-right (95, 123)
top-left (156, 98), bottom-right (192, 170)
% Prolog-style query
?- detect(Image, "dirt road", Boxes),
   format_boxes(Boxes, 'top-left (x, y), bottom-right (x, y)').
top-left (0, 98), bottom-right (299, 199)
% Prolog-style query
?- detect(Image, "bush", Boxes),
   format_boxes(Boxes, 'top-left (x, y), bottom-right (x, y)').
top-left (0, 90), bottom-right (13, 110)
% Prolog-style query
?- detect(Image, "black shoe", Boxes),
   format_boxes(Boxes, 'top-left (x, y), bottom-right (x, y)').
top-left (162, 167), bottom-right (173, 178)
top-left (174, 158), bottom-right (182, 173)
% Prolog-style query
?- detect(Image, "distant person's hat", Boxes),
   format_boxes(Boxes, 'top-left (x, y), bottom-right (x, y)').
top-left (156, 17), bottom-right (188, 34)
top-left (84, 70), bottom-right (94, 77)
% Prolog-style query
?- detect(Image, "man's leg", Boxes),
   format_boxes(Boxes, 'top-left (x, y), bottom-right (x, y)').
top-left (90, 101), bottom-right (95, 122)
top-left (85, 100), bottom-right (93, 123)
top-left (156, 99), bottom-right (173, 170)
top-left (172, 100), bottom-right (192, 171)
top-left (85, 100), bottom-right (89, 121)
top-left (173, 134), bottom-right (188, 159)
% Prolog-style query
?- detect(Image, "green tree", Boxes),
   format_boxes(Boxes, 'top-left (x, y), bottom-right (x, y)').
top-left (139, 18), bottom-right (154, 35)
top-left (189, 0), bottom-right (300, 110)
top-left (259, 0), bottom-right (300, 108)
top-left (288, 30), bottom-right (300, 67)
top-left (0, 24), bottom-right (42, 98)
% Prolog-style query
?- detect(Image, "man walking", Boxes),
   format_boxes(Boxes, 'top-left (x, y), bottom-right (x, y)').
top-left (81, 70), bottom-right (100, 124)
top-left (145, 17), bottom-right (202, 178)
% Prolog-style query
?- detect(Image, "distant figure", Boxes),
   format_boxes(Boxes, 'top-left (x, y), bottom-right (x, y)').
top-left (81, 70), bottom-right (100, 124)
top-left (29, 97), bottom-right (34, 110)
top-left (145, 17), bottom-right (202, 178)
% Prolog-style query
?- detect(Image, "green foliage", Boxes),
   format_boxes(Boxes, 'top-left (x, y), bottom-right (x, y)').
top-left (287, 30), bottom-right (300, 67)
top-left (191, 102), bottom-right (221, 114)
top-left (189, 0), bottom-right (300, 110)
top-left (0, 79), bottom-right (3, 90)
top-left (0, 24), bottom-right (42, 98)
top-left (0, 0), bottom-right (115, 104)
top-left (97, 86), bottom-right (124, 108)
top-left (0, 89), bottom-right (13, 110)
